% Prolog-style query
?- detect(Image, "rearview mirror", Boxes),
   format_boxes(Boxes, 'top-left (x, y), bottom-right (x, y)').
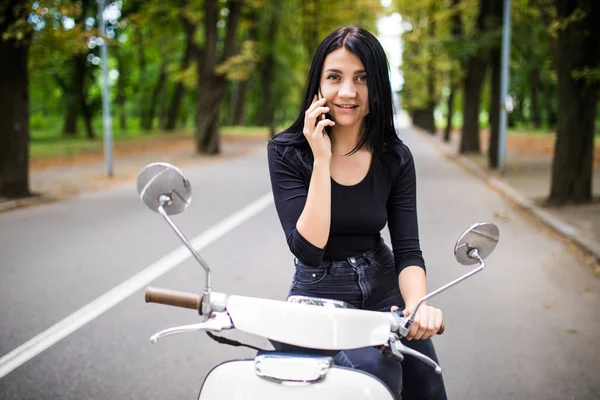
top-left (454, 222), bottom-right (499, 266)
top-left (404, 222), bottom-right (500, 328)
top-left (137, 162), bottom-right (192, 216)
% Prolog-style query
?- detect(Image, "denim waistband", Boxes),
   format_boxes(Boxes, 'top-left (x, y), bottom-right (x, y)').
top-left (295, 237), bottom-right (389, 269)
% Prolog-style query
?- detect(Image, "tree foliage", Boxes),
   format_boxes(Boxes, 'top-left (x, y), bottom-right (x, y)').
top-left (4, 0), bottom-right (598, 204)
top-left (394, 0), bottom-right (600, 204)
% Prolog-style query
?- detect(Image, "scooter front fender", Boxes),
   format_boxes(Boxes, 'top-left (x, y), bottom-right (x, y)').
top-left (198, 359), bottom-right (394, 400)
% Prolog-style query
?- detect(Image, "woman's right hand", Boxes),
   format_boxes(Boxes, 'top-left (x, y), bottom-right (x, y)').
top-left (303, 95), bottom-right (335, 161)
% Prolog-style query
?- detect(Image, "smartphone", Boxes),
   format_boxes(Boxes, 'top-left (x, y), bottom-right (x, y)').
top-left (317, 87), bottom-right (332, 135)
top-left (317, 87), bottom-right (326, 121)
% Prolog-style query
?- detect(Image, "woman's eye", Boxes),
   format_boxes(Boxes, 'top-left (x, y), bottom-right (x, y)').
top-left (356, 75), bottom-right (367, 83)
top-left (326, 74), bottom-right (340, 81)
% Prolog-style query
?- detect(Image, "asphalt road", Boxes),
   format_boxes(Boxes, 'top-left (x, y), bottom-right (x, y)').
top-left (1, 128), bottom-right (598, 400)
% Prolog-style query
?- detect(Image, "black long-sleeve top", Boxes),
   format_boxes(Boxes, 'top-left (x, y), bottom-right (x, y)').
top-left (267, 140), bottom-right (426, 274)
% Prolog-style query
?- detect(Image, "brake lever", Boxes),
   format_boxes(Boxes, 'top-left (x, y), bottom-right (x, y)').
top-left (384, 311), bottom-right (443, 374)
top-left (150, 312), bottom-right (233, 343)
top-left (391, 336), bottom-right (442, 374)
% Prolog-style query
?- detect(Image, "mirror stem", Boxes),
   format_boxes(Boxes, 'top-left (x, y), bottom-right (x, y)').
top-left (158, 195), bottom-right (212, 318)
top-left (405, 249), bottom-right (486, 329)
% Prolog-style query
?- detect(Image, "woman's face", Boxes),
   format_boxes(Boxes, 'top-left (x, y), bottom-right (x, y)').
top-left (319, 47), bottom-right (370, 130)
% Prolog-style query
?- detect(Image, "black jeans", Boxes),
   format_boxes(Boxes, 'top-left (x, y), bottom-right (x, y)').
top-left (288, 240), bottom-right (448, 400)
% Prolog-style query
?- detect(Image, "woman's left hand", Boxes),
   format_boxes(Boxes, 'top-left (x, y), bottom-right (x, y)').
top-left (391, 304), bottom-right (443, 341)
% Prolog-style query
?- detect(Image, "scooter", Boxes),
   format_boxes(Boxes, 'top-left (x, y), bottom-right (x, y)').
top-left (137, 162), bottom-right (500, 400)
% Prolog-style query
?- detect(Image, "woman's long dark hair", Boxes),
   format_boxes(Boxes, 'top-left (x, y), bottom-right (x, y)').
top-left (270, 26), bottom-right (402, 167)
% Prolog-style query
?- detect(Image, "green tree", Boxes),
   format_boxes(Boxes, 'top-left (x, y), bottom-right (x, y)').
top-left (509, 3), bottom-right (556, 130)
top-left (163, 0), bottom-right (197, 131)
top-left (459, 0), bottom-right (494, 154)
top-left (395, 0), bottom-right (462, 134)
top-left (121, 0), bottom-right (184, 132)
top-left (255, 0), bottom-right (281, 135)
top-left (227, 4), bottom-right (261, 126)
top-left (29, 0), bottom-right (101, 139)
top-left (443, 0), bottom-right (463, 142)
top-left (0, 0), bottom-right (32, 197)
top-left (219, 0), bottom-right (383, 146)
top-left (544, 0), bottom-right (600, 204)
top-left (486, 0), bottom-right (503, 169)
top-left (194, 0), bottom-right (244, 154)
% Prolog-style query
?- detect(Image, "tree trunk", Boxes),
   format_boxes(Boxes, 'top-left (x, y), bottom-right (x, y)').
top-left (488, 0), bottom-right (503, 169)
top-left (444, 88), bottom-right (455, 142)
top-left (507, 112), bottom-right (516, 128)
top-left (459, 0), bottom-right (491, 154)
top-left (63, 98), bottom-right (79, 135)
top-left (425, 2), bottom-right (437, 135)
top-left (412, 109), bottom-right (436, 133)
top-left (227, 82), bottom-right (238, 125)
top-left (445, 0), bottom-right (462, 143)
top-left (514, 93), bottom-right (526, 124)
top-left (548, 0), bottom-right (600, 205)
top-left (196, 77), bottom-right (227, 154)
top-left (460, 58), bottom-right (486, 154)
top-left (232, 80), bottom-right (250, 125)
top-left (530, 67), bottom-right (541, 128)
top-left (62, 53), bottom-right (94, 138)
top-left (534, 0), bottom-right (559, 130)
top-left (258, 5), bottom-right (279, 133)
top-left (488, 46), bottom-right (501, 169)
top-left (544, 85), bottom-right (557, 128)
top-left (158, 71), bottom-right (168, 129)
top-left (195, 0), bottom-right (243, 154)
top-left (142, 64), bottom-right (166, 131)
top-left (229, 7), bottom-right (259, 127)
top-left (226, 42), bottom-right (240, 126)
top-left (61, 58), bottom-right (80, 136)
top-left (81, 99), bottom-right (95, 140)
top-left (0, 2), bottom-right (31, 198)
top-left (116, 46), bottom-right (127, 131)
top-left (62, 0), bottom-right (94, 138)
top-left (165, 5), bottom-right (196, 131)
top-left (196, 0), bottom-right (220, 153)
top-left (136, 28), bottom-right (149, 130)
top-left (75, 54), bottom-right (94, 139)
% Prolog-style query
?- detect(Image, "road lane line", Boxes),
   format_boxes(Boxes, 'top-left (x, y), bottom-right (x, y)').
top-left (0, 193), bottom-right (274, 379)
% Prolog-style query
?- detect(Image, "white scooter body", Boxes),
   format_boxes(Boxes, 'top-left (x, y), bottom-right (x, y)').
top-left (226, 295), bottom-right (391, 350)
top-left (199, 360), bottom-right (394, 400)
top-left (196, 295), bottom-right (396, 399)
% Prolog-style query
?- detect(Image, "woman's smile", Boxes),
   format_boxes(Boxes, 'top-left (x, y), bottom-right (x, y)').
top-left (334, 103), bottom-right (359, 111)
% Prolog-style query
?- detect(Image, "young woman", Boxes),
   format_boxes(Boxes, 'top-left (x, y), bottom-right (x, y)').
top-left (267, 26), bottom-right (447, 400)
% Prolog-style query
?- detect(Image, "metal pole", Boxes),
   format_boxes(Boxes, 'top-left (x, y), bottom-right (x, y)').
top-left (498, 0), bottom-right (512, 172)
top-left (98, 0), bottom-right (114, 178)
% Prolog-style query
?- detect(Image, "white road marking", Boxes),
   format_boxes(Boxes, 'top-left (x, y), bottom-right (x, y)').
top-left (0, 193), bottom-right (274, 379)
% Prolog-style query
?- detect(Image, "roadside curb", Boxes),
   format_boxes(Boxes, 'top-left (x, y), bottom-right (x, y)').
top-left (412, 127), bottom-right (600, 272)
top-left (0, 194), bottom-right (58, 213)
top-left (0, 137), bottom-right (267, 215)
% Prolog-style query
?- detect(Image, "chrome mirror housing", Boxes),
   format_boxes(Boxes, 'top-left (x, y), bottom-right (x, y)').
top-left (137, 162), bottom-right (192, 216)
top-left (454, 222), bottom-right (500, 266)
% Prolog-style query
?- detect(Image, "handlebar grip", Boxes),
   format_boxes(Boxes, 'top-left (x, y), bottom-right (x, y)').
top-left (145, 286), bottom-right (202, 311)
top-left (393, 310), bottom-right (446, 336)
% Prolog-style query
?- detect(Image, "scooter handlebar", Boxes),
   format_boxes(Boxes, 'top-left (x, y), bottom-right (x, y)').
top-left (145, 286), bottom-right (202, 311)
top-left (392, 310), bottom-right (445, 336)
